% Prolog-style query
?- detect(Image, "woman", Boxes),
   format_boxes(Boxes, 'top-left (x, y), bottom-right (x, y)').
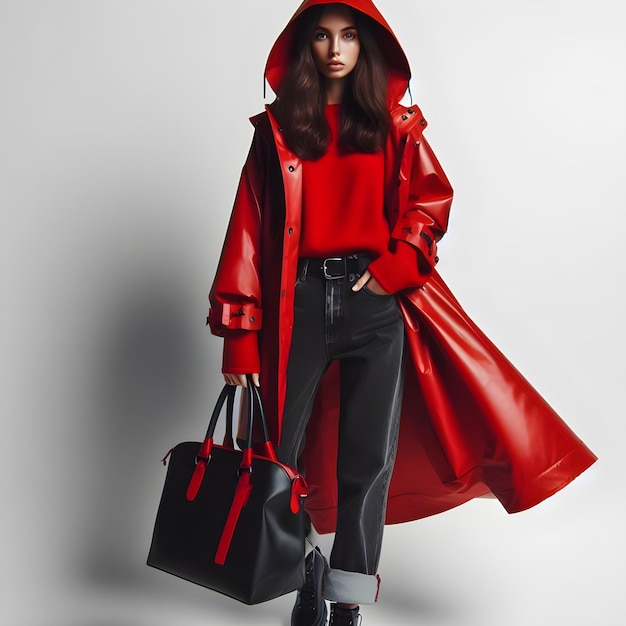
top-left (208, 2), bottom-right (596, 625)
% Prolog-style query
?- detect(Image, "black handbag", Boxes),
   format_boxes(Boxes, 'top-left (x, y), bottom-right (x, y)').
top-left (147, 381), bottom-right (308, 604)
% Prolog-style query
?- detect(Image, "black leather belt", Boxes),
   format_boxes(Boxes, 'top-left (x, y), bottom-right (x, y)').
top-left (298, 254), bottom-right (370, 281)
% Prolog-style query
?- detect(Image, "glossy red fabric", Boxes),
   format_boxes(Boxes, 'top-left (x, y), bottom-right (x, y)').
top-left (302, 272), bottom-right (597, 531)
top-left (208, 0), bottom-right (597, 532)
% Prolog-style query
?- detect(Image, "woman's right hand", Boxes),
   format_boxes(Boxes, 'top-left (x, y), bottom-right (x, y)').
top-left (223, 373), bottom-right (260, 388)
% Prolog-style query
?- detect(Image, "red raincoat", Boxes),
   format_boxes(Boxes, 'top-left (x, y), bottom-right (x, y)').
top-left (209, 0), bottom-right (597, 534)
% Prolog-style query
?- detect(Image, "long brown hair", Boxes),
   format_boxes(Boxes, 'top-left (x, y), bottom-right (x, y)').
top-left (271, 5), bottom-right (390, 160)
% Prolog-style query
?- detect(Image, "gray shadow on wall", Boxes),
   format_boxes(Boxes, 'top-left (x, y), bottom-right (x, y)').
top-left (77, 255), bottom-right (206, 583)
top-left (69, 215), bottom-right (292, 623)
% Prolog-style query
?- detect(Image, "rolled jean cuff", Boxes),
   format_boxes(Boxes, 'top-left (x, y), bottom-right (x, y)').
top-left (324, 568), bottom-right (381, 605)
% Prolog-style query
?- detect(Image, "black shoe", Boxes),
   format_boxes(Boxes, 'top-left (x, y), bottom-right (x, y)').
top-left (291, 547), bottom-right (327, 626)
top-left (328, 604), bottom-right (361, 626)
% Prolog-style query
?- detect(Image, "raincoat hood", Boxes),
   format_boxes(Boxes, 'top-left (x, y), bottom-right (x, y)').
top-left (265, 0), bottom-right (411, 103)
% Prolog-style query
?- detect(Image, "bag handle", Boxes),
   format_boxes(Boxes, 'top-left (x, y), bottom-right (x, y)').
top-left (223, 388), bottom-right (235, 449)
top-left (186, 378), bottom-right (277, 501)
top-left (202, 378), bottom-right (275, 454)
top-left (199, 383), bottom-right (236, 453)
top-left (242, 379), bottom-right (277, 462)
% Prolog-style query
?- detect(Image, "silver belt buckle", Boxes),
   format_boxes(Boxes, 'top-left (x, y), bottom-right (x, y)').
top-left (323, 257), bottom-right (345, 279)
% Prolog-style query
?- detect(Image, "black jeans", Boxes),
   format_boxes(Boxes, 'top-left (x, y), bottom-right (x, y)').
top-left (275, 256), bottom-right (405, 604)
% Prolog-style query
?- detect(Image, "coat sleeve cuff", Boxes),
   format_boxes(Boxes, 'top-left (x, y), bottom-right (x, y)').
top-left (222, 331), bottom-right (261, 374)
top-left (390, 219), bottom-right (438, 270)
top-left (368, 242), bottom-right (429, 294)
top-left (208, 303), bottom-right (262, 333)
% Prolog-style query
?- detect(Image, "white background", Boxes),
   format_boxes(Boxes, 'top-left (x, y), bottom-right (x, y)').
top-left (1, 1), bottom-right (624, 624)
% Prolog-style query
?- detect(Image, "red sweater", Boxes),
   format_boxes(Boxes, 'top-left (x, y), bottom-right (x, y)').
top-left (222, 105), bottom-right (427, 374)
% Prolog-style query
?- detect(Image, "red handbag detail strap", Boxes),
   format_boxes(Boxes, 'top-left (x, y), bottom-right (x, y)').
top-left (214, 470), bottom-right (253, 565)
top-left (262, 440), bottom-right (278, 462)
top-left (186, 437), bottom-right (214, 502)
top-left (242, 447), bottom-right (253, 469)
top-left (290, 476), bottom-right (308, 514)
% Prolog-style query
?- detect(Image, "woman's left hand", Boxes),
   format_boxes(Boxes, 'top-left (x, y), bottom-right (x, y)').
top-left (352, 269), bottom-right (389, 295)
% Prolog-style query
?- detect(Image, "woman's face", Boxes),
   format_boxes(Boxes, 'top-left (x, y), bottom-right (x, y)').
top-left (311, 5), bottom-right (361, 80)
